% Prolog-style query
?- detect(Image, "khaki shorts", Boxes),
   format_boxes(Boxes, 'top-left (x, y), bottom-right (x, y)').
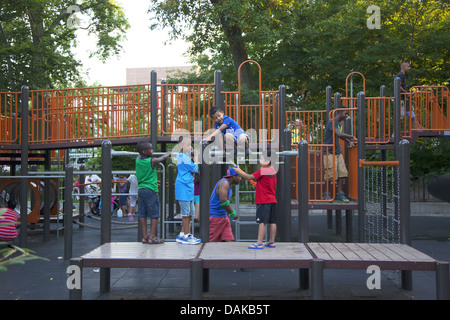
top-left (323, 154), bottom-right (348, 181)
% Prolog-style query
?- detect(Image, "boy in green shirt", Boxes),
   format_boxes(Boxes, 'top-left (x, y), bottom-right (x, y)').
top-left (136, 141), bottom-right (171, 244)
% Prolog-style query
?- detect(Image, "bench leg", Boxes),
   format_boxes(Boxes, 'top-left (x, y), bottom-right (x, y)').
top-left (436, 261), bottom-right (450, 300)
top-left (311, 259), bottom-right (324, 300)
top-left (401, 270), bottom-right (413, 291)
top-left (299, 269), bottom-right (309, 290)
top-left (190, 258), bottom-right (203, 300)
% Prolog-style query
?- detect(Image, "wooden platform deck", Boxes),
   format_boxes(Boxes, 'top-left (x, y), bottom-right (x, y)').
top-left (199, 242), bottom-right (312, 269)
top-left (308, 242), bottom-right (437, 271)
top-left (70, 241), bottom-right (449, 300)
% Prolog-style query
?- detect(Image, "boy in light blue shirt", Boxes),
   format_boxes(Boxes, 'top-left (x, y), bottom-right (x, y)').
top-left (175, 137), bottom-right (201, 245)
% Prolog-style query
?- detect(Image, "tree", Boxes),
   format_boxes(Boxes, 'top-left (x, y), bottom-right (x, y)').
top-left (148, 0), bottom-right (449, 104)
top-left (148, 0), bottom-right (295, 91)
top-left (0, 0), bottom-right (129, 91)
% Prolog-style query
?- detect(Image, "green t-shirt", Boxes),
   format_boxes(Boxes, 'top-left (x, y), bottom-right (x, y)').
top-left (136, 156), bottom-right (158, 192)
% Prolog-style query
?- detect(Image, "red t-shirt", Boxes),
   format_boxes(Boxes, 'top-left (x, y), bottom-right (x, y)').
top-left (253, 167), bottom-right (277, 204)
top-left (0, 208), bottom-right (18, 241)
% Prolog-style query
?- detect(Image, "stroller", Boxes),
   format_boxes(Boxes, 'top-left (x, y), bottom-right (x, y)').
top-left (89, 195), bottom-right (101, 216)
top-left (95, 196), bottom-right (120, 215)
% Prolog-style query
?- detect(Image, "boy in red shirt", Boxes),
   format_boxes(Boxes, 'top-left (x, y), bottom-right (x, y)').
top-left (235, 150), bottom-right (277, 249)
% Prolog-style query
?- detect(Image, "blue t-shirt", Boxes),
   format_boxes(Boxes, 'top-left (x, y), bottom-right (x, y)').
top-left (214, 115), bottom-right (243, 135)
top-left (175, 153), bottom-right (199, 201)
top-left (323, 117), bottom-right (343, 155)
top-left (209, 178), bottom-right (233, 217)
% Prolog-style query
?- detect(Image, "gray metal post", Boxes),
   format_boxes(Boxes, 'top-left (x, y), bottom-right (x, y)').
top-left (393, 77), bottom-right (401, 159)
top-left (101, 140), bottom-right (112, 244)
top-left (298, 140), bottom-right (309, 290)
top-left (43, 150), bottom-right (51, 241)
top-left (334, 92), bottom-right (341, 109)
top-left (325, 86), bottom-right (332, 123)
top-left (214, 70), bottom-right (222, 108)
top-left (151, 70), bottom-right (158, 149)
top-left (200, 143), bottom-right (210, 242)
top-left (19, 86), bottom-right (29, 247)
top-left (357, 92), bottom-right (366, 242)
top-left (161, 79), bottom-right (167, 135)
top-left (399, 140), bottom-right (411, 246)
top-left (436, 261), bottom-right (450, 300)
top-left (79, 164), bottom-right (85, 227)
top-left (168, 163), bottom-right (175, 233)
top-left (100, 140), bottom-right (112, 294)
top-left (274, 94), bottom-right (279, 132)
top-left (190, 258), bottom-right (204, 300)
top-left (380, 85), bottom-right (386, 141)
top-left (68, 258), bottom-right (83, 300)
top-left (281, 129), bottom-right (292, 241)
top-left (64, 164), bottom-right (73, 260)
top-left (298, 140), bottom-right (309, 243)
top-left (311, 259), bottom-right (324, 300)
top-left (279, 85), bottom-right (286, 148)
top-left (399, 139), bottom-right (413, 290)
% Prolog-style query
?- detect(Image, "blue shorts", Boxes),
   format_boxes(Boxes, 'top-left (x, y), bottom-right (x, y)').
top-left (179, 200), bottom-right (195, 217)
top-left (137, 189), bottom-right (159, 219)
top-left (194, 195), bottom-right (200, 204)
top-left (224, 128), bottom-right (249, 143)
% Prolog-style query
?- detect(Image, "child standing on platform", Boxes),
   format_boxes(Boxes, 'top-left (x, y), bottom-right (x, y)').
top-left (175, 137), bottom-right (201, 245)
top-left (135, 141), bottom-right (171, 244)
top-left (235, 150), bottom-right (278, 249)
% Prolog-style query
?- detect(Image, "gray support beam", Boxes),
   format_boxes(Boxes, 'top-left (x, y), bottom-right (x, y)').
top-left (280, 129), bottom-right (292, 241)
top-left (311, 259), bottom-right (324, 300)
top-left (325, 86), bottom-right (332, 123)
top-left (64, 164), bottom-right (73, 260)
top-left (151, 70), bottom-right (158, 149)
top-left (214, 70), bottom-right (222, 108)
top-left (298, 140), bottom-right (309, 290)
top-left (399, 139), bottom-right (412, 290)
top-left (393, 77), bottom-right (401, 159)
top-left (100, 140), bottom-right (112, 294)
top-left (190, 258), bottom-right (204, 300)
top-left (357, 92), bottom-right (366, 242)
top-left (298, 140), bottom-right (309, 243)
top-left (43, 150), bottom-right (51, 241)
top-left (19, 86), bottom-right (29, 247)
top-left (436, 261), bottom-right (450, 300)
top-left (200, 143), bottom-right (210, 243)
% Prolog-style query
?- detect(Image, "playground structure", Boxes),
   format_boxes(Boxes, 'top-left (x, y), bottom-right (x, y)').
top-left (0, 60), bottom-right (449, 299)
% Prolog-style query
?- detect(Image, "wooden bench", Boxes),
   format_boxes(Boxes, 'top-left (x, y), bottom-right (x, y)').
top-left (307, 242), bottom-right (449, 300)
top-left (69, 242), bottom-right (449, 300)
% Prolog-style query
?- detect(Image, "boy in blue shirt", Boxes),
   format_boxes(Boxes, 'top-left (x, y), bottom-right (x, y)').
top-left (203, 107), bottom-right (249, 151)
top-left (175, 137), bottom-right (201, 245)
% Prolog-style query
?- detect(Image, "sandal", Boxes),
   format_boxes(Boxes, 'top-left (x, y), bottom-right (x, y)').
top-left (264, 242), bottom-right (276, 248)
top-left (248, 243), bottom-right (264, 250)
top-left (148, 237), bottom-right (164, 244)
top-left (142, 237), bottom-right (150, 244)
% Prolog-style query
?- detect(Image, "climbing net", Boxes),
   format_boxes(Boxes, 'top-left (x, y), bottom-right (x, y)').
top-left (363, 161), bottom-right (401, 284)
top-left (363, 162), bottom-right (401, 244)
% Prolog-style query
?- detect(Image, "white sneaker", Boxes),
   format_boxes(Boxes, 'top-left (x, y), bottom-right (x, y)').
top-left (182, 234), bottom-right (201, 245)
top-left (176, 234), bottom-right (185, 243)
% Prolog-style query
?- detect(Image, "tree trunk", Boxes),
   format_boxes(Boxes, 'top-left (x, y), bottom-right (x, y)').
top-left (211, 0), bottom-right (255, 90)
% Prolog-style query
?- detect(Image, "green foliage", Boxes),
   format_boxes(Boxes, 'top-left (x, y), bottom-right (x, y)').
top-left (0, 0), bottom-right (129, 91)
top-left (410, 138), bottom-right (450, 177)
top-left (149, 0), bottom-right (449, 100)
